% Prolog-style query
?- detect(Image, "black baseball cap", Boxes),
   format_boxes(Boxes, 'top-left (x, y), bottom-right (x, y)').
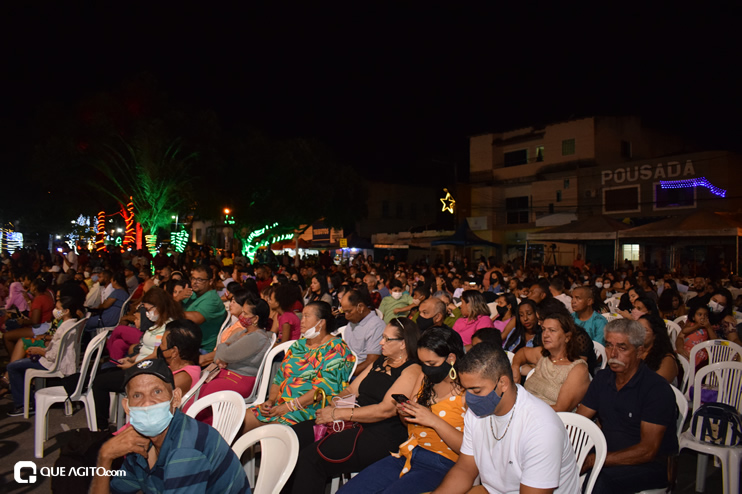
top-left (123, 359), bottom-right (175, 388)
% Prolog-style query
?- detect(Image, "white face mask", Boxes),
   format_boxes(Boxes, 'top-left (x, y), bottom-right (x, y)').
top-left (595, 282), bottom-right (603, 288)
top-left (84, 271), bottom-right (90, 278)
top-left (603, 283), bottom-right (611, 289)
top-left (146, 309), bottom-right (159, 322)
top-left (302, 323), bottom-right (321, 340)
top-left (153, 278), bottom-right (160, 286)
top-left (708, 300), bottom-right (725, 314)
top-left (390, 291), bottom-right (403, 300)
top-left (53, 308), bottom-right (65, 320)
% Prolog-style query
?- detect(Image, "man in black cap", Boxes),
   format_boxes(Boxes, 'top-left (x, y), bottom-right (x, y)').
top-left (91, 359), bottom-right (249, 494)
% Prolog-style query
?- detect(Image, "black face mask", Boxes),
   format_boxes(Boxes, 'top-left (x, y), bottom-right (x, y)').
top-left (421, 361), bottom-right (452, 384)
top-left (417, 314), bottom-right (435, 332)
top-left (496, 305), bottom-right (508, 318)
top-left (157, 346), bottom-right (168, 360)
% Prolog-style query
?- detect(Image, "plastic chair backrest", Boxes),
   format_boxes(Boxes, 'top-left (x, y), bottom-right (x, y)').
top-left (246, 340), bottom-right (295, 407)
top-left (601, 313), bottom-right (623, 322)
top-left (525, 368), bottom-right (535, 381)
top-left (186, 390), bottom-right (246, 444)
top-left (664, 320), bottom-right (681, 343)
top-left (242, 332), bottom-right (278, 404)
top-left (214, 312), bottom-right (235, 348)
top-left (670, 385), bottom-right (689, 437)
top-left (505, 351), bottom-right (514, 364)
top-left (676, 354), bottom-right (690, 394)
top-left (673, 315), bottom-right (688, 326)
top-left (691, 361), bottom-right (742, 414)
top-left (71, 330), bottom-right (109, 400)
top-left (688, 339), bottom-right (742, 393)
top-left (232, 423), bottom-right (299, 494)
top-left (605, 298), bottom-right (620, 313)
top-left (592, 341), bottom-right (607, 369)
top-left (180, 368), bottom-right (211, 410)
top-left (117, 292), bottom-right (135, 325)
top-left (73, 316), bottom-right (91, 368)
top-left (557, 412), bottom-right (607, 494)
top-left (334, 325), bottom-right (347, 339)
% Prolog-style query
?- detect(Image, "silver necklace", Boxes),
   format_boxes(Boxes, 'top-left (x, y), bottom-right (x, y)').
top-left (489, 388), bottom-right (518, 441)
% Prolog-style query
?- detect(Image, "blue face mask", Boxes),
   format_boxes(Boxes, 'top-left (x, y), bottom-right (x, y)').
top-left (466, 387), bottom-right (502, 417)
top-left (128, 399), bottom-right (173, 437)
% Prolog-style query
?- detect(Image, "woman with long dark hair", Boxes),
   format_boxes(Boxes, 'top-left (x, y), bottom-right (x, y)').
top-left (305, 274), bottom-right (333, 305)
top-left (504, 299), bottom-right (539, 352)
top-left (338, 326), bottom-right (466, 493)
top-left (638, 314), bottom-right (679, 384)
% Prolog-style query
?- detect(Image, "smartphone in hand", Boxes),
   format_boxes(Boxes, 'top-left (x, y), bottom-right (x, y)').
top-left (392, 394), bottom-right (409, 404)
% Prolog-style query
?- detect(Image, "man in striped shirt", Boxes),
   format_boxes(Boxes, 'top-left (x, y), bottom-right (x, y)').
top-left (91, 359), bottom-right (250, 494)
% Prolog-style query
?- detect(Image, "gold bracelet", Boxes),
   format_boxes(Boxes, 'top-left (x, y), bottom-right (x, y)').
top-left (349, 408), bottom-right (355, 421)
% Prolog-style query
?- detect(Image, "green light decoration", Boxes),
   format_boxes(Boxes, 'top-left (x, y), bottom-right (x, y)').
top-left (170, 228), bottom-right (188, 253)
top-left (115, 236), bottom-right (123, 246)
top-left (241, 222), bottom-right (298, 262)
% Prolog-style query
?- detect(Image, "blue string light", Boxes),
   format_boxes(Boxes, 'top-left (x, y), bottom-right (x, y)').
top-left (660, 177), bottom-right (726, 198)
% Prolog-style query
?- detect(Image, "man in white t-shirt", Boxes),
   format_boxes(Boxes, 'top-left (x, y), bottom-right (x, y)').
top-left (432, 343), bottom-right (580, 494)
top-left (62, 245), bottom-right (78, 273)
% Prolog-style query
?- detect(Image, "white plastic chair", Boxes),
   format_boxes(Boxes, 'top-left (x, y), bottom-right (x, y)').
top-left (505, 351), bottom-right (515, 364)
top-left (34, 329), bottom-right (109, 458)
top-left (673, 315), bottom-right (688, 326)
top-left (687, 339), bottom-right (742, 400)
top-left (557, 412), bottom-right (607, 494)
top-left (683, 291), bottom-right (698, 303)
top-left (96, 291), bottom-right (135, 335)
top-left (232, 423), bottom-right (299, 493)
top-left (635, 386), bottom-right (689, 494)
top-left (593, 341), bottom-right (607, 370)
top-left (186, 390), bottom-right (246, 445)
top-left (605, 297), bottom-right (620, 313)
top-left (525, 368), bottom-right (535, 381)
top-left (601, 312), bottom-right (623, 322)
top-left (664, 319), bottom-right (681, 343)
top-left (678, 361), bottom-right (742, 494)
top-left (214, 311), bottom-right (235, 348)
top-left (23, 318), bottom-right (85, 419)
top-left (676, 354), bottom-right (690, 395)
top-left (244, 340), bottom-right (296, 409)
top-left (333, 325), bottom-right (347, 339)
top-left (179, 368), bottom-right (211, 411)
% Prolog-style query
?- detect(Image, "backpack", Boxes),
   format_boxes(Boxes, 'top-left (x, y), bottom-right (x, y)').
top-left (690, 402), bottom-right (742, 446)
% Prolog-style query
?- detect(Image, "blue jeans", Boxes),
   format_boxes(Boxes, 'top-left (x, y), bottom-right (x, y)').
top-left (338, 446), bottom-right (455, 494)
top-left (8, 358), bottom-right (47, 407)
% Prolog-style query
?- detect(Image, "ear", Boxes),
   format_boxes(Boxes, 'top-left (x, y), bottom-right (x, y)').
top-left (171, 386), bottom-right (182, 409)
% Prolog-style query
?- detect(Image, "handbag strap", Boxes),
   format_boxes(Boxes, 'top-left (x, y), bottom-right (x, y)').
top-left (316, 424), bottom-right (363, 464)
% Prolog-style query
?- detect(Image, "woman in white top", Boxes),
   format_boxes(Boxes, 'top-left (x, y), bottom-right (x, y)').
top-left (91, 286), bottom-right (183, 429)
top-left (5, 295), bottom-right (81, 416)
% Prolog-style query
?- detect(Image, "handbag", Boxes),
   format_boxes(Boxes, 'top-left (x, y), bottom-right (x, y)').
top-left (691, 402), bottom-right (742, 446)
top-left (313, 389), bottom-right (363, 463)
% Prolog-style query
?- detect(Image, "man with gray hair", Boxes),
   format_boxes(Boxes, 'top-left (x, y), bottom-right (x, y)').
top-left (416, 296), bottom-right (449, 333)
top-left (577, 319), bottom-right (678, 493)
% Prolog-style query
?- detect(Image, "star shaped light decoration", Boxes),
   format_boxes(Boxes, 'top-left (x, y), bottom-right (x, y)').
top-left (440, 188), bottom-right (456, 214)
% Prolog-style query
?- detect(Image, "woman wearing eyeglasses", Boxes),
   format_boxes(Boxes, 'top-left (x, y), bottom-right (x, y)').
top-left (285, 318), bottom-right (422, 494)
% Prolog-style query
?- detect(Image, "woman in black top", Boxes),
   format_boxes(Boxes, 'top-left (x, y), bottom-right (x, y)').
top-left (288, 318), bottom-right (422, 494)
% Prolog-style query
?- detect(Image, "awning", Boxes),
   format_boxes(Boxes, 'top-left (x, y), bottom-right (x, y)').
top-left (527, 215), bottom-right (631, 242)
top-left (618, 211), bottom-right (742, 238)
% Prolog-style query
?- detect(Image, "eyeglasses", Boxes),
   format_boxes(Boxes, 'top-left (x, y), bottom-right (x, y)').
top-left (381, 336), bottom-right (404, 342)
top-left (191, 277), bottom-right (209, 283)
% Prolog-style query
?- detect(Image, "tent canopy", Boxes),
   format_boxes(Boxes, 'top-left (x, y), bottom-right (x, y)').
top-left (527, 215), bottom-right (631, 242)
top-left (431, 220), bottom-right (500, 247)
top-left (618, 211), bottom-right (742, 238)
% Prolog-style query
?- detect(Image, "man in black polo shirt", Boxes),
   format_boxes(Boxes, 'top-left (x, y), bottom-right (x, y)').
top-left (577, 318), bottom-right (677, 494)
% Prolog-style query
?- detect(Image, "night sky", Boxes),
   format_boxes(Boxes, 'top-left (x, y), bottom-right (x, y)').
top-left (2, 6), bottom-right (740, 184)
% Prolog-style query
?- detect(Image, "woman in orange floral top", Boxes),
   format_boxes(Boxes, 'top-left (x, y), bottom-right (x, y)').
top-left (339, 326), bottom-right (466, 494)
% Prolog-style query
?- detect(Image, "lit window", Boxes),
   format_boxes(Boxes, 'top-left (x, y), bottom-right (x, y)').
top-left (536, 146), bottom-right (544, 162)
top-left (623, 244), bottom-right (640, 262)
top-left (562, 139), bottom-right (576, 156)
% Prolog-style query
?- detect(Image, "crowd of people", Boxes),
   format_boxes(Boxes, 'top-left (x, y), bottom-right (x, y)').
top-left (1, 243), bottom-right (741, 493)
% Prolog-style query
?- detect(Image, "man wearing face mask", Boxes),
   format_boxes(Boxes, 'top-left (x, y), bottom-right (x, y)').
top-left (84, 267), bottom-right (104, 309)
top-left (432, 343), bottom-right (580, 494)
top-left (415, 297), bottom-right (449, 333)
top-left (92, 358), bottom-right (250, 494)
